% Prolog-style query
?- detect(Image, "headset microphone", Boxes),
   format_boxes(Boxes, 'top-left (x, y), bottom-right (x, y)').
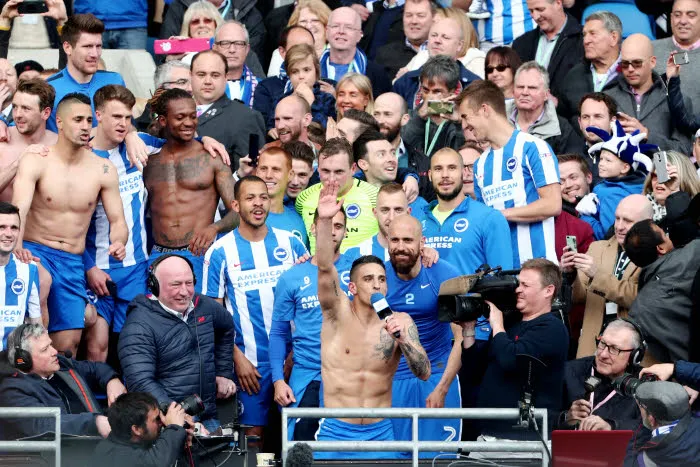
top-left (371, 293), bottom-right (400, 339)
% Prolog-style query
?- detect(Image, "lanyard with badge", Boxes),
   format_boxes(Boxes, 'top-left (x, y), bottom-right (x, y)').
top-left (424, 119), bottom-right (446, 156)
top-left (587, 369), bottom-right (616, 416)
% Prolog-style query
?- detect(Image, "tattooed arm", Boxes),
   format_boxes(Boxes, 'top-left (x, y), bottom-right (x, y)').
top-left (212, 158), bottom-right (239, 233)
top-left (385, 312), bottom-right (431, 381)
top-left (99, 160), bottom-right (129, 259)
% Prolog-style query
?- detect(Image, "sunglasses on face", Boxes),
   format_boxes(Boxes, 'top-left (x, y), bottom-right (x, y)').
top-left (620, 59), bottom-right (646, 70)
top-left (486, 64), bottom-right (509, 74)
top-left (191, 17), bottom-right (215, 26)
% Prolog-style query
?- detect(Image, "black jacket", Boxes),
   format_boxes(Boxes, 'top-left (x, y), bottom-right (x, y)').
top-left (196, 94), bottom-right (266, 171)
top-left (560, 356), bottom-right (642, 430)
top-left (375, 39), bottom-right (418, 80)
top-left (92, 425), bottom-right (188, 467)
top-left (118, 294), bottom-right (235, 421)
top-left (359, 3), bottom-right (405, 61)
top-left (512, 14), bottom-right (584, 102)
top-left (0, 353), bottom-right (118, 439)
top-left (403, 139), bottom-right (435, 202)
top-left (557, 61), bottom-right (618, 124)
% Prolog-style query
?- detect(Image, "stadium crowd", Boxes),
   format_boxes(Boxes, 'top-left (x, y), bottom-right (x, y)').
top-left (0, 0), bottom-right (699, 465)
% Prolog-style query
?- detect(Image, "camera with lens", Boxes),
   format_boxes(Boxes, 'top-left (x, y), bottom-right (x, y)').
top-left (613, 373), bottom-right (659, 398)
top-left (437, 265), bottom-right (520, 323)
top-left (159, 394), bottom-right (205, 418)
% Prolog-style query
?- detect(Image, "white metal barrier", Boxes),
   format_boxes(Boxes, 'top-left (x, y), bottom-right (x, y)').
top-left (282, 407), bottom-right (549, 467)
top-left (0, 406), bottom-right (61, 467)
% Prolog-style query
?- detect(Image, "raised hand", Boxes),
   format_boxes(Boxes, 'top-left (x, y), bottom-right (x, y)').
top-left (317, 179), bottom-right (343, 220)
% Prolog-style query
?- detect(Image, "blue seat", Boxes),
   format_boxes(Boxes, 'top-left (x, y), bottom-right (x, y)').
top-left (582, 2), bottom-right (656, 40)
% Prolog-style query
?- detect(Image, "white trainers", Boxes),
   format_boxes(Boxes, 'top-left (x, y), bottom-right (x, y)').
top-left (467, 0), bottom-right (491, 19)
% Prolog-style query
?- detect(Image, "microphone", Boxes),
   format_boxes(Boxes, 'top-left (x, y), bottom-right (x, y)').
top-left (371, 293), bottom-right (400, 338)
top-left (287, 442), bottom-right (314, 467)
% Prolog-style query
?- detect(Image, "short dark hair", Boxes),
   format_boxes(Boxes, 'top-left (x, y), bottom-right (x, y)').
top-left (456, 80), bottom-right (507, 118)
top-left (578, 92), bottom-right (618, 118)
top-left (342, 109), bottom-right (380, 132)
top-left (520, 258), bottom-right (562, 301)
top-left (0, 201), bottom-right (20, 219)
top-left (191, 49), bottom-right (229, 76)
top-left (283, 140), bottom-right (315, 167)
top-left (56, 92), bottom-right (91, 115)
top-left (312, 205), bottom-right (347, 224)
top-left (349, 254), bottom-right (386, 282)
top-left (107, 392), bottom-right (159, 443)
top-left (16, 78), bottom-right (55, 112)
top-left (62, 14), bottom-right (105, 47)
top-left (420, 55), bottom-right (460, 92)
top-left (234, 175), bottom-right (267, 200)
top-left (320, 137), bottom-right (354, 168)
top-left (557, 153), bottom-right (592, 178)
top-left (93, 85), bottom-right (136, 111)
top-left (624, 219), bottom-right (664, 267)
top-left (352, 129), bottom-right (387, 163)
top-left (152, 88), bottom-right (194, 117)
top-left (279, 25), bottom-right (314, 49)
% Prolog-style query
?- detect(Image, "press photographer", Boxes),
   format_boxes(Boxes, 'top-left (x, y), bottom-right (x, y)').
top-left (621, 380), bottom-right (700, 466)
top-left (560, 319), bottom-right (645, 431)
top-left (453, 259), bottom-right (569, 449)
top-left (92, 392), bottom-right (195, 466)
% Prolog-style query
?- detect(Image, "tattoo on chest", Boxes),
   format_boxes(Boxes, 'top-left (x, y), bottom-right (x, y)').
top-left (373, 328), bottom-right (395, 361)
top-left (145, 153), bottom-right (211, 185)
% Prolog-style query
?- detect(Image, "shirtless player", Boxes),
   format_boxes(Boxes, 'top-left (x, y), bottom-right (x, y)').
top-left (315, 179), bottom-right (431, 460)
top-left (0, 79), bottom-right (57, 202)
top-left (12, 93), bottom-right (128, 355)
top-left (143, 89), bottom-right (237, 290)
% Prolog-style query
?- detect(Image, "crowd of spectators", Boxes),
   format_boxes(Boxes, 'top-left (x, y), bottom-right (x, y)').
top-left (0, 0), bottom-right (700, 465)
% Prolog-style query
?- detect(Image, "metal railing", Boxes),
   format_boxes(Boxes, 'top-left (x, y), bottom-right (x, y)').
top-left (282, 407), bottom-right (549, 467)
top-left (0, 407), bottom-right (61, 467)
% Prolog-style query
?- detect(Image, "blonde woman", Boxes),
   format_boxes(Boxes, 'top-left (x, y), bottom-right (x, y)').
top-left (643, 150), bottom-right (700, 222)
top-left (268, 0), bottom-right (332, 77)
top-left (179, 1), bottom-right (223, 38)
top-left (335, 73), bottom-right (373, 119)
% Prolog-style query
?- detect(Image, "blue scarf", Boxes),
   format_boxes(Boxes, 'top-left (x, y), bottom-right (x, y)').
top-left (225, 65), bottom-right (258, 108)
top-left (319, 46), bottom-right (367, 81)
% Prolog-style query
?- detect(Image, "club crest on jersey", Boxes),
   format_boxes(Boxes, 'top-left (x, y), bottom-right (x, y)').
top-left (453, 218), bottom-right (469, 233)
top-left (273, 246), bottom-right (290, 262)
top-left (345, 203), bottom-right (361, 219)
top-left (10, 279), bottom-right (25, 295)
top-left (86, 289), bottom-right (98, 305)
top-left (340, 270), bottom-right (350, 285)
top-left (506, 156), bottom-right (518, 172)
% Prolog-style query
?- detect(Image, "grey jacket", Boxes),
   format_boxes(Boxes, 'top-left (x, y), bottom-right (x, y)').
top-left (629, 239), bottom-right (700, 363)
top-left (604, 72), bottom-right (691, 153)
top-left (506, 99), bottom-right (583, 156)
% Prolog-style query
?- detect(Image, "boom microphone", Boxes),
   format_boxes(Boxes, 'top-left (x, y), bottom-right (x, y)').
top-left (287, 442), bottom-right (314, 467)
top-left (371, 293), bottom-right (400, 338)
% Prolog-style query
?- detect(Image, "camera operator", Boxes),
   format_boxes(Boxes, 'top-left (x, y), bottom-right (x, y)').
top-left (459, 259), bottom-right (569, 448)
top-left (642, 361), bottom-right (700, 392)
top-left (560, 319), bottom-right (644, 431)
top-left (93, 392), bottom-right (195, 466)
top-left (624, 381), bottom-right (700, 467)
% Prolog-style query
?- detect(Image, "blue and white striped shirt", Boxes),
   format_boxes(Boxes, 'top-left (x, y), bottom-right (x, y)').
top-left (474, 129), bottom-right (559, 266)
top-left (84, 133), bottom-right (163, 269)
top-left (202, 227), bottom-right (309, 367)
top-left (0, 256), bottom-right (40, 350)
top-left (476, 0), bottom-right (535, 46)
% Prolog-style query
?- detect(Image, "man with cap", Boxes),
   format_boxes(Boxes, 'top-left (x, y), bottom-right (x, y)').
top-left (624, 381), bottom-right (700, 466)
top-left (15, 61), bottom-right (44, 82)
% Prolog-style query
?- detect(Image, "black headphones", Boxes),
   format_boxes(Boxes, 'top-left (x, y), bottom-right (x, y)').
top-left (147, 253), bottom-right (197, 296)
top-left (597, 317), bottom-right (647, 366)
top-left (12, 324), bottom-right (33, 372)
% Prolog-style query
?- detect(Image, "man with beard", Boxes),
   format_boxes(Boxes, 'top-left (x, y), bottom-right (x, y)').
top-left (12, 93), bottom-right (128, 355)
top-left (270, 206), bottom-right (353, 441)
top-left (0, 79), bottom-right (58, 203)
top-left (202, 176), bottom-right (308, 443)
top-left (144, 88), bottom-right (238, 292)
top-left (373, 92), bottom-right (433, 200)
top-left (385, 213), bottom-right (463, 458)
top-left (273, 95), bottom-right (313, 147)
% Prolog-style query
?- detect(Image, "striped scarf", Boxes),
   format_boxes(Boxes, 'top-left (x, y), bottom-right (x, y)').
top-left (225, 65), bottom-right (259, 108)
top-left (319, 46), bottom-right (367, 81)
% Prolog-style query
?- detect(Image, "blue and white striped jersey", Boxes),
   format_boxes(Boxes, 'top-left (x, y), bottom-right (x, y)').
top-left (474, 129), bottom-right (559, 266)
top-left (0, 256), bottom-right (40, 351)
top-left (476, 0), bottom-right (535, 46)
top-left (344, 234), bottom-right (389, 261)
top-left (202, 227), bottom-right (309, 367)
top-left (84, 133), bottom-right (163, 270)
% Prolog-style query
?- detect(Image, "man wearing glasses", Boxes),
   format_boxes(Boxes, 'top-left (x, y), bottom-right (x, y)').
top-left (212, 21), bottom-right (260, 109)
top-left (560, 318), bottom-right (645, 431)
top-left (320, 7), bottom-right (391, 97)
top-left (604, 33), bottom-right (690, 153)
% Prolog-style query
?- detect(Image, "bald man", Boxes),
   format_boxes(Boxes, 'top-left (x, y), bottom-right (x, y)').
top-left (322, 7), bottom-right (392, 97)
top-left (604, 33), bottom-right (691, 152)
top-left (561, 194), bottom-right (653, 357)
top-left (118, 253), bottom-right (236, 432)
top-left (272, 95), bottom-right (313, 146)
top-left (384, 213), bottom-right (463, 458)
